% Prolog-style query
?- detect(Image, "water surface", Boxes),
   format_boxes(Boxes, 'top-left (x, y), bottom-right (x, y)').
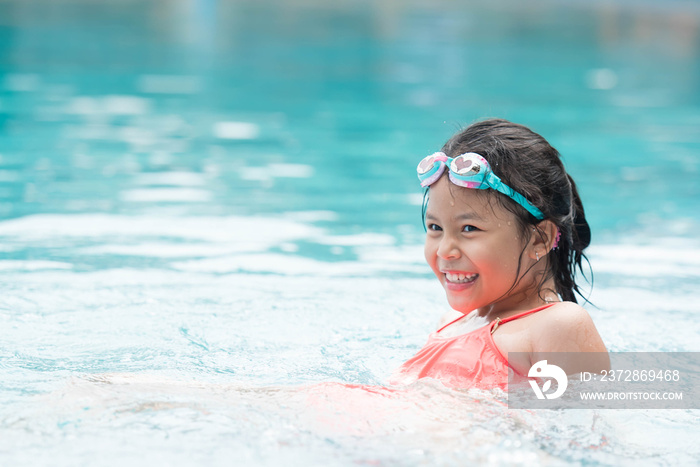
top-left (1, 1), bottom-right (699, 465)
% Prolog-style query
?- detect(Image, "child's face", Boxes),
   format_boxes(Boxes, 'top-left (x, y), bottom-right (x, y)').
top-left (424, 176), bottom-right (531, 314)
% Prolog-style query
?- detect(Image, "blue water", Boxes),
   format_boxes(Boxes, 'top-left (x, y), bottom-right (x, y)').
top-left (1, 1), bottom-right (699, 465)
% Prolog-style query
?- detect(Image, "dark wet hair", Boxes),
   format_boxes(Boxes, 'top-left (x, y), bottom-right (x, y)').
top-left (428, 118), bottom-right (592, 303)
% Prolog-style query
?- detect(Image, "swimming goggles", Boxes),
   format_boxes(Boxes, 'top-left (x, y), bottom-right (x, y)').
top-left (417, 152), bottom-right (545, 220)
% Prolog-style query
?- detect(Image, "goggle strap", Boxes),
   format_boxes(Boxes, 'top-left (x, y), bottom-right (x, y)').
top-left (488, 176), bottom-right (544, 219)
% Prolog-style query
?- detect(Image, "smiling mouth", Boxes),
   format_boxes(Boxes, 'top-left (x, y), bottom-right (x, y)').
top-left (444, 272), bottom-right (478, 284)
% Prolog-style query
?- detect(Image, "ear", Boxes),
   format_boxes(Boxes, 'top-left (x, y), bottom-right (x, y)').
top-left (528, 220), bottom-right (559, 261)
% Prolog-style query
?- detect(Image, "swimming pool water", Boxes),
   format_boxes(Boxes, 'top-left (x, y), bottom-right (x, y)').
top-left (1, 0), bottom-right (699, 465)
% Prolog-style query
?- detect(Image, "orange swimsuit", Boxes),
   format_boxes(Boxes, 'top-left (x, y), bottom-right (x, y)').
top-left (388, 304), bottom-right (554, 389)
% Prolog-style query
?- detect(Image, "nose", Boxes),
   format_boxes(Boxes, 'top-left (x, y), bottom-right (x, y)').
top-left (436, 233), bottom-right (461, 260)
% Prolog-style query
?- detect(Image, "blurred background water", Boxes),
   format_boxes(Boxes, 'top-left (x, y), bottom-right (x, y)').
top-left (1, 0), bottom-right (699, 466)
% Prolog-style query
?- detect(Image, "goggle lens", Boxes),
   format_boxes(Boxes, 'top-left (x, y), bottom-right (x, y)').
top-left (450, 155), bottom-right (482, 176)
top-left (417, 152), bottom-right (447, 175)
top-left (417, 156), bottom-right (437, 175)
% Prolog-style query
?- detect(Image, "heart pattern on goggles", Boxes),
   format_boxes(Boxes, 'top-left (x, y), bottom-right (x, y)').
top-left (451, 156), bottom-right (480, 176)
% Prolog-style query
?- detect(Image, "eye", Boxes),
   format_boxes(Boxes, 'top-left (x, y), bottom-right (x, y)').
top-left (463, 225), bottom-right (479, 232)
top-left (427, 223), bottom-right (442, 232)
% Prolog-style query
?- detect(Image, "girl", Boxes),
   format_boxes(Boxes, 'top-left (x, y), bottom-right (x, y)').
top-left (389, 119), bottom-right (609, 389)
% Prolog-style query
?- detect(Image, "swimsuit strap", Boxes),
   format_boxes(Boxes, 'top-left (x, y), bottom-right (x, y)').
top-left (436, 303), bottom-right (555, 335)
top-left (490, 303), bottom-right (555, 334)
top-left (436, 312), bottom-right (470, 334)
top-left (500, 303), bottom-right (555, 324)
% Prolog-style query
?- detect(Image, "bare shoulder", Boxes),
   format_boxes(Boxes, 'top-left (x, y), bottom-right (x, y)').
top-left (530, 302), bottom-right (608, 353)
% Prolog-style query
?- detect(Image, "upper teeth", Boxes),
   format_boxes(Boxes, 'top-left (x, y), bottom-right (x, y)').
top-left (445, 272), bottom-right (477, 283)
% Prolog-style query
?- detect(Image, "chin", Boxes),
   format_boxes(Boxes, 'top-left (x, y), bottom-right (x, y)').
top-left (445, 297), bottom-right (473, 314)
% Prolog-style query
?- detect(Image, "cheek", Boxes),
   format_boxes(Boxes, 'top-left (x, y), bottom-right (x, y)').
top-left (496, 249), bottom-right (523, 273)
top-left (423, 240), bottom-right (434, 264)
top-left (424, 238), bottom-right (441, 273)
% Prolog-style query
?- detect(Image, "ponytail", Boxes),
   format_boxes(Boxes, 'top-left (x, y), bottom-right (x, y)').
top-left (552, 175), bottom-right (592, 303)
